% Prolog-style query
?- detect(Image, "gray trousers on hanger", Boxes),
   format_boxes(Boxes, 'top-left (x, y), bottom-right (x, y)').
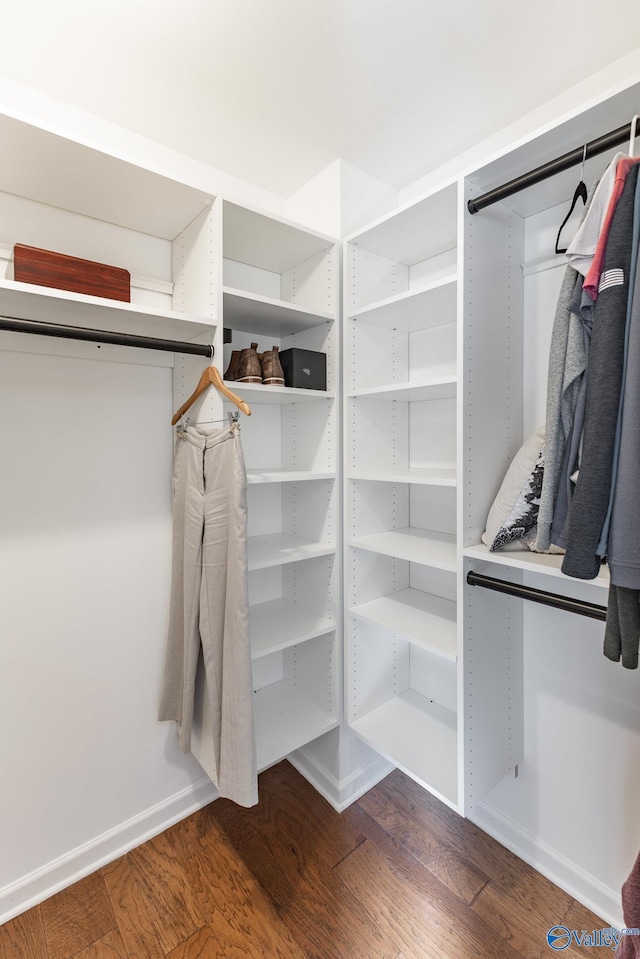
top-left (159, 423), bottom-right (257, 807)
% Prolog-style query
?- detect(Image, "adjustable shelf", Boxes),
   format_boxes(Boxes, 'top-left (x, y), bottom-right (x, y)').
top-left (223, 200), bottom-right (337, 318)
top-left (348, 275), bottom-right (457, 333)
top-left (223, 288), bottom-right (334, 336)
top-left (347, 183), bottom-right (458, 294)
top-left (463, 543), bottom-right (610, 590)
top-left (349, 587), bottom-right (457, 660)
top-left (349, 528), bottom-right (457, 571)
top-left (249, 599), bottom-right (336, 659)
top-left (349, 691), bottom-right (458, 807)
top-left (248, 532), bottom-right (336, 570)
top-left (255, 681), bottom-right (338, 771)
top-left (0, 277), bottom-right (213, 342)
top-left (348, 376), bottom-right (457, 403)
top-left (228, 381), bottom-right (335, 404)
top-left (247, 468), bottom-right (335, 484)
top-left (348, 467), bottom-right (457, 486)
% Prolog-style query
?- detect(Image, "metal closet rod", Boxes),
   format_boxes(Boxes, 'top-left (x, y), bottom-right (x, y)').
top-left (466, 570), bottom-right (607, 621)
top-left (0, 315), bottom-right (213, 356)
top-left (467, 119), bottom-right (637, 215)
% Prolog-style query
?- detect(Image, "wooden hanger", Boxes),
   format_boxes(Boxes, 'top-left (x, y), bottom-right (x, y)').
top-left (171, 351), bottom-right (251, 425)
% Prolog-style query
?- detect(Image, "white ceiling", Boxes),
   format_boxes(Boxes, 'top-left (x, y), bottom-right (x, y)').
top-left (2, 0), bottom-right (640, 198)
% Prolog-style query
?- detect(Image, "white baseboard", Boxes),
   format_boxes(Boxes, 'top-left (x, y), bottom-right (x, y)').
top-left (288, 747), bottom-right (394, 812)
top-left (0, 778), bottom-right (218, 926)
top-left (470, 800), bottom-right (624, 930)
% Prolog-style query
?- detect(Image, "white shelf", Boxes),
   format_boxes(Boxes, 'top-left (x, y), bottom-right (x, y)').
top-left (223, 287), bottom-right (334, 336)
top-left (348, 468), bottom-right (457, 487)
top-left (349, 588), bottom-right (457, 661)
top-left (0, 278), bottom-right (212, 342)
top-left (348, 276), bottom-right (457, 332)
top-left (349, 376), bottom-right (457, 403)
top-left (226, 381), bottom-right (335, 404)
top-left (349, 528), bottom-right (457, 572)
top-left (247, 469), bottom-right (335, 484)
top-left (463, 542), bottom-right (610, 591)
top-left (224, 201), bottom-right (336, 275)
top-left (248, 532), bottom-right (335, 570)
top-left (350, 689), bottom-right (458, 807)
top-left (250, 599), bottom-right (336, 659)
top-left (348, 184), bottom-right (458, 266)
top-left (0, 113), bottom-right (212, 239)
top-left (254, 681), bottom-right (338, 771)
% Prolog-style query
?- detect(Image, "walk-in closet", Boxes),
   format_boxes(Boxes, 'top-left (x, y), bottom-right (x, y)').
top-left (1, 7), bottom-right (640, 949)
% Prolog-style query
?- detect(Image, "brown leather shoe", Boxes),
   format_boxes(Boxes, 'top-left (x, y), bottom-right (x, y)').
top-left (223, 350), bottom-right (241, 381)
top-left (235, 342), bottom-right (262, 383)
top-left (261, 346), bottom-right (285, 386)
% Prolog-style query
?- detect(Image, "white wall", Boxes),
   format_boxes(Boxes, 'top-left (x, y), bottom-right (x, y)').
top-left (286, 159), bottom-right (398, 237)
top-left (0, 335), bottom-right (217, 922)
top-left (400, 48), bottom-right (640, 205)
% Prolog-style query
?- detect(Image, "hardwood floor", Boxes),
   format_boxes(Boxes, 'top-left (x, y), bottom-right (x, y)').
top-left (0, 761), bottom-right (612, 958)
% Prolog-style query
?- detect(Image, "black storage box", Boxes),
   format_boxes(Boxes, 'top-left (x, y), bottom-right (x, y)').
top-left (279, 348), bottom-right (327, 390)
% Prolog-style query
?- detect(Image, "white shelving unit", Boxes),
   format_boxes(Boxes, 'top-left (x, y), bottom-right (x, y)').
top-left (0, 113), bottom-right (342, 793)
top-left (0, 123), bottom-right (217, 343)
top-left (344, 181), bottom-right (460, 809)
top-left (458, 78), bottom-right (640, 921)
top-left (221, 199), bottom-right (340, 770)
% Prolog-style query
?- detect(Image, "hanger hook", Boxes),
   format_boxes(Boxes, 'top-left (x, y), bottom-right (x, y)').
top-left (209, 343), bottom-right (215, 365)
top-left (580, 143), bottom-right (587, 179)
top-left (629, 115), bottom-right (640, 156)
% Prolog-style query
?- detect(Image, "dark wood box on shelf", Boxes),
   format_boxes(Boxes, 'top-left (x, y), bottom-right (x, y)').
top-left (279, 348), bottom-right (326, 390)
top-left (13, 244), bottom-right (130, 302)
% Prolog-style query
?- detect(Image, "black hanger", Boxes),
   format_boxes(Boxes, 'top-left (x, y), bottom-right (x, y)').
top-left (555, 145), bottom-right (588, 254)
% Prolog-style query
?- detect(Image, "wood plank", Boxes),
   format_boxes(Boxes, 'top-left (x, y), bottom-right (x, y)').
top-left (101, 855), bottom-right (167, 959)
top-left (562, 898), bottom-right (608, 930)
top-left (110, 828), bottom-right (206, 955)
top-left (69, 929), bottom-right (127, 959)
top-left (159, 800), bottom-right (222, 850)
top-left (336, 809), bottom-right (523, 959)
top-left (360, 770), bottom-right (545, 889)
top-left (364, 771), bottom-right (573, 959)
top-left (164, 925), bottom-right (224, 959)
top-left (236, 831), bottom-right (398, 959)
top-left (552, 900), bottom-right (612, 958)
top-left (356, 772), bottom-right (489, 902)
top-left (0, 908), bottom-right (49, 959)
top-left (471, 868), bottom-right (573, 959)
top-left (174, 822), bottom-right (307, 959)
top-left (39, 871), bottom-right (116, 959)
top-left (255, 761), bottom-right (367, 867)
top-left (209, 760), bottom-right (367, 866)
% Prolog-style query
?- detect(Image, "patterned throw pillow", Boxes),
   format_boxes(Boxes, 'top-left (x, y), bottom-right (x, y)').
top-left (482, 426), bottom-right (545, 552)
top-left (489, 445), bottom-right (545, 551)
